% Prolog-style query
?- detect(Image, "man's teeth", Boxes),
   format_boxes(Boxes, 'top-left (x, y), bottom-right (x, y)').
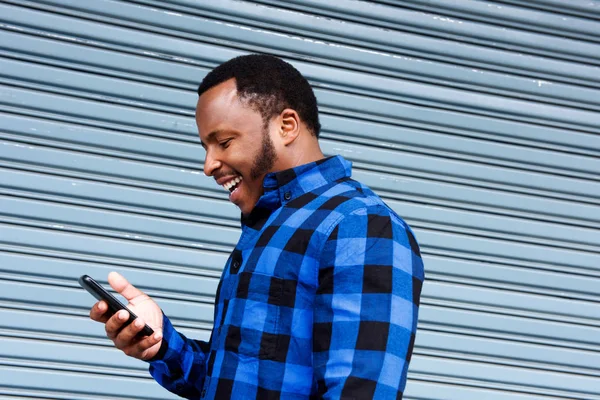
top-left (223, 176), bottom-right (242, 191)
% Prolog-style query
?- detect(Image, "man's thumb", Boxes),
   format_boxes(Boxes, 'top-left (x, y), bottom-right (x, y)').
top-left (108, 271), bottom-right (144, 301)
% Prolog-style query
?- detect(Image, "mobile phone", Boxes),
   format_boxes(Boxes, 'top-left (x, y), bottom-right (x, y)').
top-left (78, 274), bottom-right (154, 337)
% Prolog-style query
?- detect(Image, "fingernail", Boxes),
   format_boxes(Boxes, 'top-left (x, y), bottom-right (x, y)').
top-left (135, 319), bottom-right (143, 328)
top-left (154, 332), bottom-right (162, 340)
top-left (119, 311), bottom-right (127, 320)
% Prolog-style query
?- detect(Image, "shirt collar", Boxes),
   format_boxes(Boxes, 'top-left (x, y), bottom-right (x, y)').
top-left (241, 155), bottom-right (352, 228)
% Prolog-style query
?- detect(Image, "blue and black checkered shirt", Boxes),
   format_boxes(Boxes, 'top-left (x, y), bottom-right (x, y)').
top-left (149, 155), bottom-right (424, 399)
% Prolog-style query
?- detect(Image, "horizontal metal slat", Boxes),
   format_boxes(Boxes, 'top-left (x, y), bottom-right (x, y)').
top-left (0, 307), bottom-right (210, 344)
top-left (3, 127), bottom-right (598, 204)
top-left (3, 3), bottom-right (600, 133)
top-left (0, 223), bottom-right (229, 275)
top-left (1, 305), bottom-right (598, 385)
top-left (322, 114), bottom-right (600, 179)
top-left (0, 365), bottom-right (176, 400)
top-left (245, 0), bottom-right (600, 61)
top-left (3, 86), bottom-right (599, 188)
top-left (0, 279), bottom-right (213, 324)
top-left (0, 337), bottom-right (596, 399)
top-left (0, 23), bottom-right (597, 136)
top-left (26, 0), bottom-right (600, 112)
top-left (5, 180), bottom-right (598, 259)
top-left (424, 255), bottom-right (600, 301)
top-left (0, 2), bottom-right (241, 76)
top-left (1, 145), bottom-right (598, 250)
top-left (415, 329), bottom-right (600, 376)
top-left (0, 196), bottom-right (238, 249)
top-left (1, 363), bottom-right (571, 400)
top-left (426, 281), bottom-right (600, 325)
top-left (4, 114), bottom-right (600, 248)
top-left (0, 340), bottom-right (596, 398)
top-left (0, 251), bottom-right (219, 300)
top-left (326, 139), bottom-right (600, 203)
top-left (3, 223), bottom-right (597, 323)
top-left (495, 0), bottom-right (600, 19)
top-left (315, 89), bottom-right (600, 152)
top-left (0, 211), bottom-right (600, 324)
top-left (389, 198), bottom-right (599, 251)
top-left (393, 0), bottom-right (600, 41)
top-left (404, 379), bottom-right (568, 400)
top-left (0, 112), bottom-right (203, 166)
top-left (2, 198), bottom-right (598, 275)
top-left (4, 110), bottom-right (600, 182)
top-left (0, 168), bottom-right (239, 224)
top-left (0, 29), bottom-right (200, 89)
top-left (0, 85), bottom-right (196, 137)
top-left (4, 192), bottom-right (599, 300)
top-left (0, 140), bottom-right (209, 193)
top-left (2, 161), bottom-right (598, 234)
top-left (420, 305), bottom-right (600, 350)
top-left (2, 37), bottom-right (599, 155)
top-left (409, 354), bottom-right (600, 399)
top-left (0, 56), bottom-right (191, 114)
top-left (17, 0), bottom-right (600, 89)
top-left (2, 285), bottom-right (597, 380)
top-left (417, 227), bottom-right (600, 273)
top-left (2, 252), bottom-right (597, 372)
top-left (2, 256), bottom-right (598, 350)
top-left (0, 336), bottom-right (145, 374)
top-left (0, 307), bottom-right (109, 340)
top-left (353, 169), bottom-right (600, 228)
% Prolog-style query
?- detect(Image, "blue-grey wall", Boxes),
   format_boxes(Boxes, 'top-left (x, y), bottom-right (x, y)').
top-left (1, 1), bottom-right (599, 398)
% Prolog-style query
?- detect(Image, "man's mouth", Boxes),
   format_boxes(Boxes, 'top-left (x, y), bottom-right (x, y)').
top-left (222, 176), bottom-right (243, 193)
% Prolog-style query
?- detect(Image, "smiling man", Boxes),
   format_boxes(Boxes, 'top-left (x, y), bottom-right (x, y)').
top-left (89, 54), bottom-right (424, 399)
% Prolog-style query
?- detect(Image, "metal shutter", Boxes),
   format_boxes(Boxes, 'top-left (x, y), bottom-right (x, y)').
top-left (1, 0), bottom-right (599, 398)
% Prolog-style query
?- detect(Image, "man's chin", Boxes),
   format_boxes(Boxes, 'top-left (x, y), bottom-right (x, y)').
top-left (236, 197), bottom-right (263, 216)
top-left (230, 195), bottom-right (249, 214)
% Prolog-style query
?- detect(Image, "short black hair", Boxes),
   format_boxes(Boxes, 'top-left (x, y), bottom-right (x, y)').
top-left (197, 54), bottom-right (321, 137)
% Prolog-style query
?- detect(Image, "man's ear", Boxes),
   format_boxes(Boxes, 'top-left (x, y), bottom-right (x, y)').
top-left (279, 108), bottom-right (301, 146)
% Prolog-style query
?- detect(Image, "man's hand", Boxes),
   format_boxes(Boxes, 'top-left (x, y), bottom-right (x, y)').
top-left (89, 272), bottom-right (164, 360)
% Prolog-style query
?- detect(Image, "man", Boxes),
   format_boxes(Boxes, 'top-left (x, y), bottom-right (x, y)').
top-left (90, 54), bottom-right (424, 399)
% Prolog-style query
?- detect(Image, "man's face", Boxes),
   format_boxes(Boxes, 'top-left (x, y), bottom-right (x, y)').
top-left (196, 79), bottom-right (279, 215)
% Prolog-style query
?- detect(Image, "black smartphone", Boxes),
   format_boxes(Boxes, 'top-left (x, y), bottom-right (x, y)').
top-left (78, 274), bottom-right (154, 337)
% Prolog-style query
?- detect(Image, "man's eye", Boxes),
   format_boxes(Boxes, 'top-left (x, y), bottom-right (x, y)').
top-left (220, 139), bottom-right (232, 148)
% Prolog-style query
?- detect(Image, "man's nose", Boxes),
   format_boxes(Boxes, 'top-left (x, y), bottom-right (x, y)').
top-left (203, 152), bottom-right (222, 176)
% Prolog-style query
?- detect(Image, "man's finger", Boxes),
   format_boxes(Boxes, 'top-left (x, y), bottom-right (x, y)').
top-left (136, 330), bottom-right (163, 360)
top-left (115, 318), bottom-right (162, 359)
top-left (114, 317), bottom-right (146, 348)
top-left (107, 271), bottom-right (145, 302)
top-left (89, 300), bottom-right (110, 323)
top-left (105, 309), bottom-right (129, 340)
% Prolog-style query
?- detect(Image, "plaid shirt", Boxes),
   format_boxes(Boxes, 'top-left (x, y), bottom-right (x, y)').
top-left (149, 155), bottom-right (424, 399)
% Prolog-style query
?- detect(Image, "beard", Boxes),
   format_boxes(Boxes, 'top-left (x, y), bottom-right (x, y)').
top-left (250, 126), bottom-right (278, 181)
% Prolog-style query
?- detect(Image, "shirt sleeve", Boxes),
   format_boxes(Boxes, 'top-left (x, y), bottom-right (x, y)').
top-left (147, 313), bottom-right (211, 399)
top-left (313, 206), bottom-right (425, 399)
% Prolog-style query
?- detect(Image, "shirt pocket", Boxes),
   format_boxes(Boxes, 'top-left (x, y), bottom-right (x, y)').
top-left (222, 271), bottom-right (284, 360)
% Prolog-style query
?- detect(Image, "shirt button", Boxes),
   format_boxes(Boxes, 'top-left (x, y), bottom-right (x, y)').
top-left (230, 250), bottom-right (242, 273)
top-left (284, 191), bottom-right (292, 200)
top-left (201, 389), bottom-right (207, 398)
